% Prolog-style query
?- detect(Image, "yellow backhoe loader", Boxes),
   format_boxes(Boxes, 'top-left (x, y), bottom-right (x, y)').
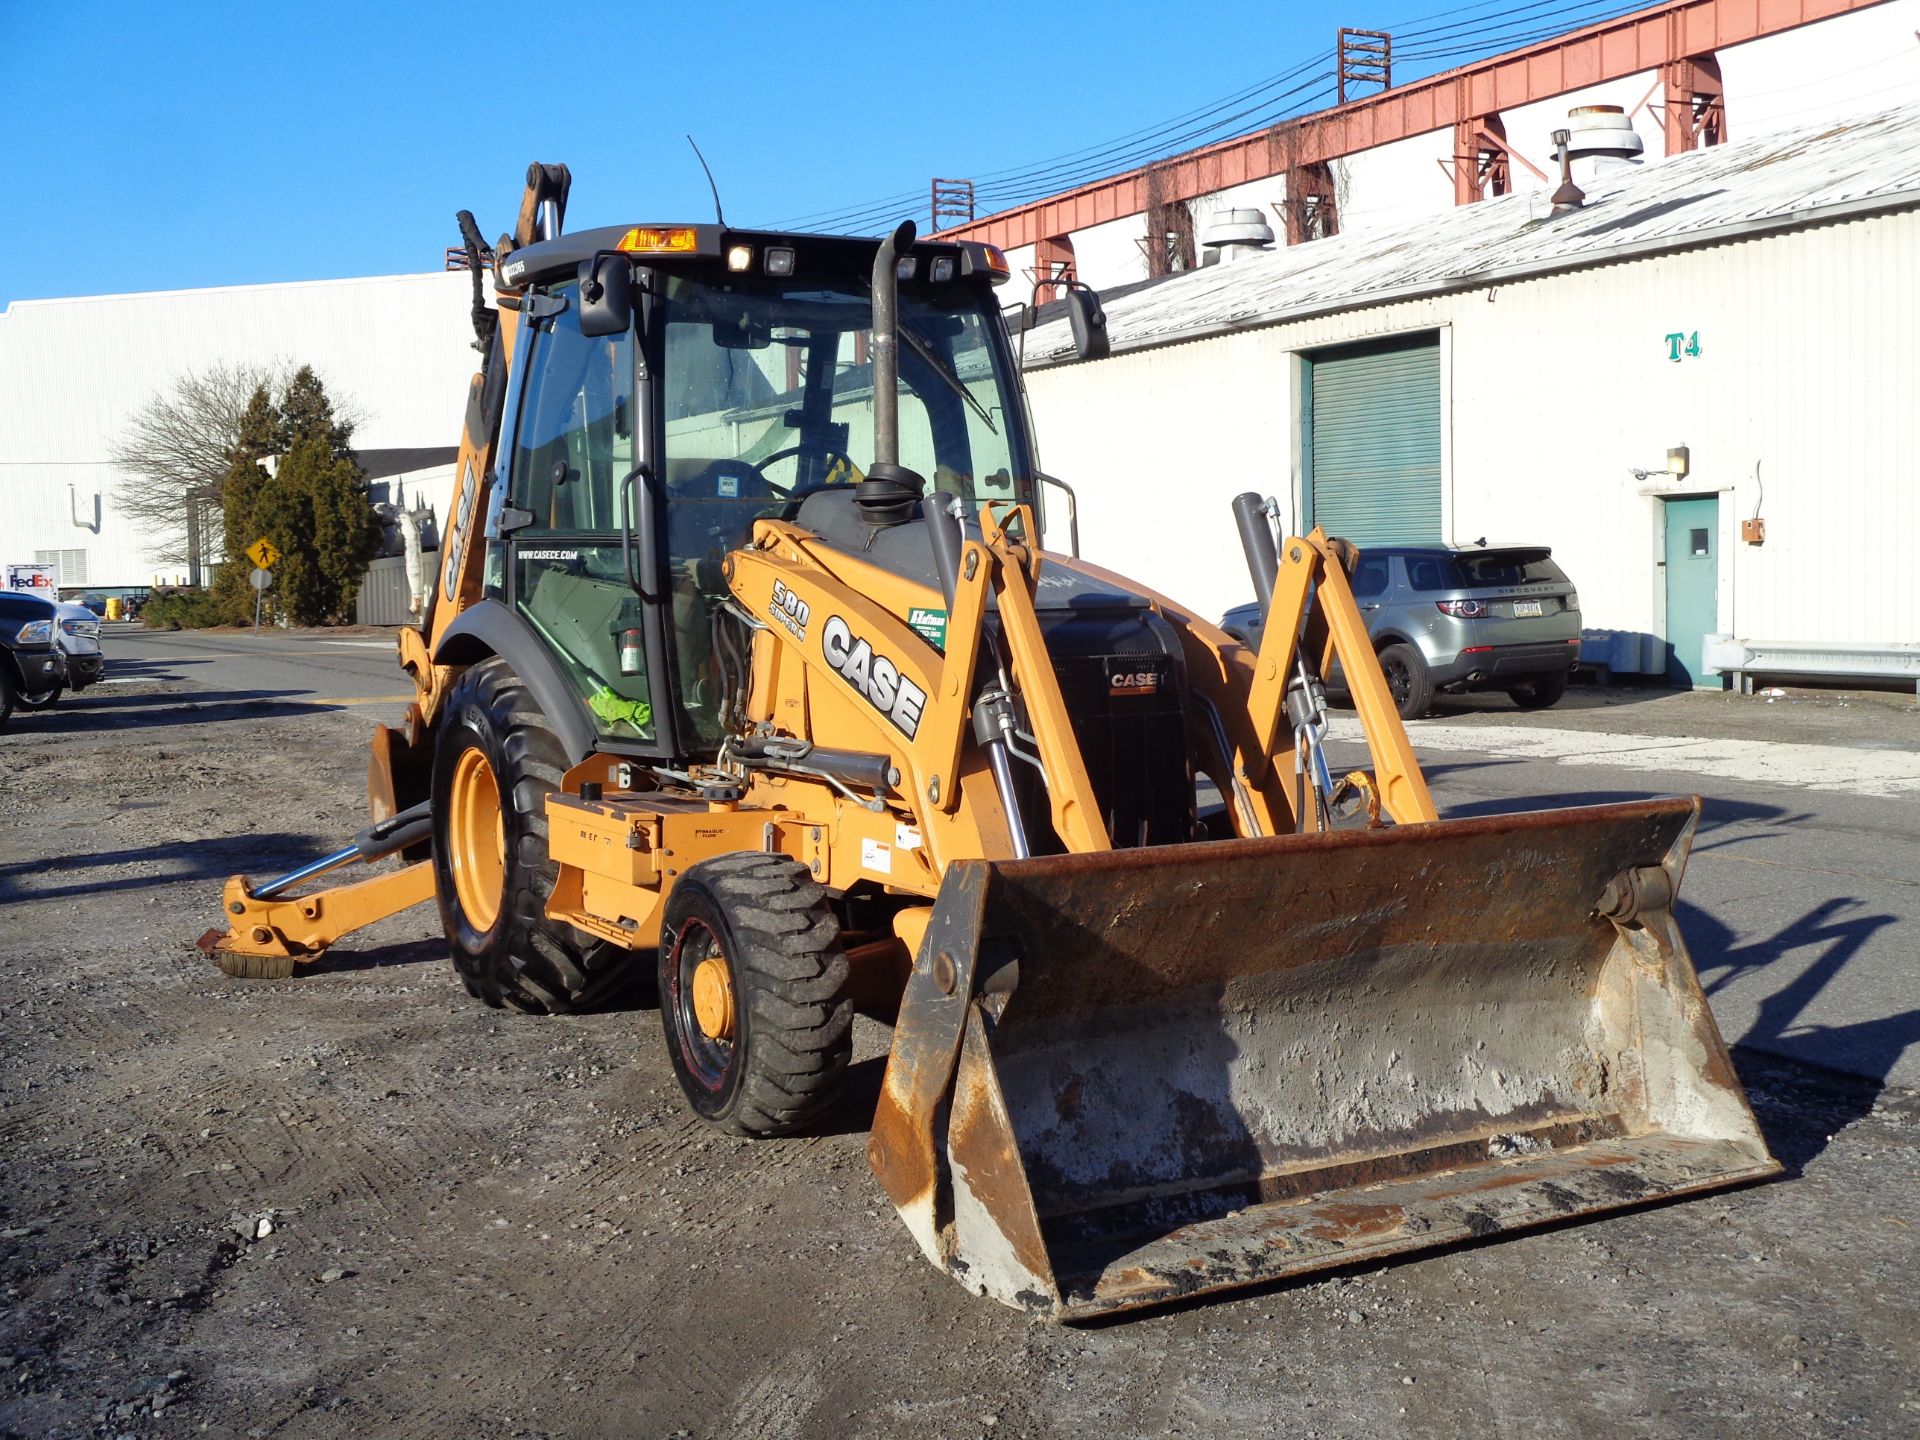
top-left (201, 163), bottom-right (1777, 1319)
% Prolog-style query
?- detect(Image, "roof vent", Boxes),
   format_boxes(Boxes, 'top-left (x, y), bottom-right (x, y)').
top-left (1549, 129), bottom-right (1585, 215)
top-left (1565, 105), bottom-right (1645, 162)
top-left (1199, 208), bottom-right (1276, 264)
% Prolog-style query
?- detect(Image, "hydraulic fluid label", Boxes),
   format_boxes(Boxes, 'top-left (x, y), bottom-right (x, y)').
top-left (822, 615), bottom-right (927, 739)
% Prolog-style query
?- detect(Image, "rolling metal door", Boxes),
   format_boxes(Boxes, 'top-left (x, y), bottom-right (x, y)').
top-left (1306, 334), bottom-right (1441, 545)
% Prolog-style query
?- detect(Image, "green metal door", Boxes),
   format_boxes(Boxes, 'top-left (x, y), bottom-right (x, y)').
top-left (1304, 333), bottom-right (1441, 545)
top-left (1662, 495), bottom-right (1719, 688)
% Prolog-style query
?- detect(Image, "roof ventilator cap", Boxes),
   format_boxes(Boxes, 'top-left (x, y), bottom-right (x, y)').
top-left (1564, 105), bottom-right (1645, 161)
top-left (1566, 104), bottom-right (1645, 183)
top-left (1199, 208), bottom-right (1276, 265)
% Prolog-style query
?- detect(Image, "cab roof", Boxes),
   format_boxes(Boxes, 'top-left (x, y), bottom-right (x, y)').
top-left (501, 224), bottom-right (1005, 290)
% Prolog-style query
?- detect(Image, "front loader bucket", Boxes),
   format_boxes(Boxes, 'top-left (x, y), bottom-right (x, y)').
top-left (868, 799), bottom-right (1779, 1320)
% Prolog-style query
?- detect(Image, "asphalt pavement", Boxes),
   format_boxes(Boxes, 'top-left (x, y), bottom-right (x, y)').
top-left (85, 623), bottom-right (412, 725)
top-left (74, 624), bottom-right (1920, 1090)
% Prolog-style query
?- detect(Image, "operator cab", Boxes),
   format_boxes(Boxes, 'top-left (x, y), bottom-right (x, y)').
top-left (492, 225), bottom-right (1035, 759)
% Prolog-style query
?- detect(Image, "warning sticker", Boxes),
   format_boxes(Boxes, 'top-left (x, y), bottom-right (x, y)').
top-left (861, 837), bottom-right (892, 875)
top-left (894, 823), bottom-right (923, 851)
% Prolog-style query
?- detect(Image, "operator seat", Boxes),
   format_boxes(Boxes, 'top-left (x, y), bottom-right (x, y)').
top-left (667, 459), bottom-right (781, 565)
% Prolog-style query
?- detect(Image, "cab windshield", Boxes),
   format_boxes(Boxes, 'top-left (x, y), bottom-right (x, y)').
top-left (658, 274), bottom-right (1026, 504)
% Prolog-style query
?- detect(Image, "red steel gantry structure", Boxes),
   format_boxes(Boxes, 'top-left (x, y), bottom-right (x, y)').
top-left (941, 0), bottom-right (1883, 255)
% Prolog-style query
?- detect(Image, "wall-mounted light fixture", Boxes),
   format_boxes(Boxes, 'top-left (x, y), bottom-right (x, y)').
top-left (1631, 444), bottom-right (1690, 482)
top-left (69, 484), bottom-right (101, 533)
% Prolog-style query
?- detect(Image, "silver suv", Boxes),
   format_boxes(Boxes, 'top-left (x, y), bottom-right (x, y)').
top-left (1222, 545), bottom-right (1582, 719)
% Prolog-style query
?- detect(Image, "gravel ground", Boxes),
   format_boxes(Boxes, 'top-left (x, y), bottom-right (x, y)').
top-left (1, 671), bottom-right (1916, 1439)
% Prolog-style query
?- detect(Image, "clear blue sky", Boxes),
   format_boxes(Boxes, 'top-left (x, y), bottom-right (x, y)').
top-left (0, 0), bottom-right (1639, 306)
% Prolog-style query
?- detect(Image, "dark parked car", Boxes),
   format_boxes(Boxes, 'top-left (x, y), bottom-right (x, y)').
top-left (10, 600), bottom-right (105, 710)
top-left (1222, 544), bottom-right (1582, 719)
top-left (0, 592), bottom-right (70, 730)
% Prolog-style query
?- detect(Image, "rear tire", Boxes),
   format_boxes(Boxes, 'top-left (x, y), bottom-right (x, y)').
top-left (659, 853), bottom-right (851, 1137)
top-left (0, 665), bottom-right (15, 730)
top-left (1378, 643), bottom-right (1433, 721)
top-left (13, 680), bottom-right (62, 710)
top-left (1509, 672), bottom-right (1568, 710)
top-left (431, 657), bottom-right (628, 1014)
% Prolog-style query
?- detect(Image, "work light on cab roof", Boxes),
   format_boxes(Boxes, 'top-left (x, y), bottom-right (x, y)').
top-left (615, 225), bottom-right (698, 254)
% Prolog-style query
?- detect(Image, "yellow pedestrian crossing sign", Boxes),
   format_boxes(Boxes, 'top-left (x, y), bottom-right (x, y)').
top-left (246, 537), bottom-right (282, 569)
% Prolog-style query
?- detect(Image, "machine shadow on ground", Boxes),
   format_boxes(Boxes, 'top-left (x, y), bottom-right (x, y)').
top-left (301, 935), bottom-right (447, 976)
top-left (0, 833), bottom-right (329, 904)
top-left (13, 691), bottom-right (333, 732)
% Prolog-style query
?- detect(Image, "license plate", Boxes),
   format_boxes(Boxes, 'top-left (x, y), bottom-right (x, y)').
top-left (1513, 600), bottom-right (1544, 617)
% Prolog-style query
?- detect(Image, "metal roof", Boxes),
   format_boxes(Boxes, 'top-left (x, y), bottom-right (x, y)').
top-left (1021, 104), bottom-right (1920, 367)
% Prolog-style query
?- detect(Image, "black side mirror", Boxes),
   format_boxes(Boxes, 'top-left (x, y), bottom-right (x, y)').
top-left (1066, 287), bottom-right (1109, 361)
top-left (577, 254), bottom-right (634, 337)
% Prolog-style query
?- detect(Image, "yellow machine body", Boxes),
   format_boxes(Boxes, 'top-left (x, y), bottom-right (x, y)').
top-left (200, 163), bottom-right (1778, 1320)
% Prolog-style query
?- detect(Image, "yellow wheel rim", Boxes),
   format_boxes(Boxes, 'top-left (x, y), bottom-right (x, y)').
top-left (691, 956), bottom-right (735, 1040)
top-left (448, 747), bottom-right (506, 932)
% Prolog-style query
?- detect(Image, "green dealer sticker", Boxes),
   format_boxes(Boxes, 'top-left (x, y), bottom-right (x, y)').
top-left (908, 607), bottom-right (948, 648)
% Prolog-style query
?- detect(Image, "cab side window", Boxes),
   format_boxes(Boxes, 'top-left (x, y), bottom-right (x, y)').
top-left (511, 283), bottom-right (634, 533)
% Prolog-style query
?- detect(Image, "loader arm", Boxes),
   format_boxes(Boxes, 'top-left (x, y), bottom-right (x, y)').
top-left (1240, 528), bottom-right (1436, 825)
top-left (978, 504), bottom-right (1111, 854)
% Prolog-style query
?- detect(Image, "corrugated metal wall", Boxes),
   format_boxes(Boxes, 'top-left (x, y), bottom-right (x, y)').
top-left (1023, 207), bottom-right (1919, 651)
top-left (0, 273), bottom-right (477, 587)
top-left (355, 553), bottom-right (432, 626)
top-left (1306, 334), bottom-right (1442, 545)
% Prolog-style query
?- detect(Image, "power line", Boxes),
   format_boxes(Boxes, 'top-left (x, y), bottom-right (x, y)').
top-left (779, 50), bottom-right (1337, 230)
top-left (792, 61), bottom-right (1340, 232)
top-left (776, 1), bottom-right (1657, 233)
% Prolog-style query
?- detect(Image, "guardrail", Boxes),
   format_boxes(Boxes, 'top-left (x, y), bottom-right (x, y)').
top-left (1705, 637), bottom-right (1920, 696)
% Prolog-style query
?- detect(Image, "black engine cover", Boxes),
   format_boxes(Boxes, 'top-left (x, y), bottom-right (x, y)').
top-left (1010, 567), bottom-right (1194, 853)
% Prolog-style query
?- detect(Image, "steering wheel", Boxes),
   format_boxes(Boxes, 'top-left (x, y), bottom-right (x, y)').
top-left (748, 445), bottom-right (864, 519)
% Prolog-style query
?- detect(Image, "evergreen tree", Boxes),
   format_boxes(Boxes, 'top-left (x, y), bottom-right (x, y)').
top-left (209, 386), bottom-right (280, 623)
top-left (211, 368), bottom-right (379, 626)
top-left (275, 365), bottom-right (356, 458)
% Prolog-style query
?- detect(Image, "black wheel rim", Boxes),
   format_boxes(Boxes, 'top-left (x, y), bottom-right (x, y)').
top-left (1384, 657), bottom-right (1412, 707)
top-left (668, 917), bottom-right (735, 1092)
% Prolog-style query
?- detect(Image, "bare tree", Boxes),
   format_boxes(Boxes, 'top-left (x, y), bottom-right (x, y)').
top-left (109, 361), bottom-right (288, 584)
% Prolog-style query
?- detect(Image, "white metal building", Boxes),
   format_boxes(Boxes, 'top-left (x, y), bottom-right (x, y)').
top-left (1021, 105), bottom-right (1920, 688)
top-left (0, 271), bottom-right (479, 590)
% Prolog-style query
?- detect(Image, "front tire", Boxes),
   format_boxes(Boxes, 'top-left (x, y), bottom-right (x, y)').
top-left (1378, 642), bottom-right (1434, 721)
top-left (430, 657), bottom-right (627, 1014)
top-left (659, 853), bottom-right (851, 1137)
top-left (0, 665), bottom-right (15, 730)
top-left (13, 680), bottom-right (62, 711)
